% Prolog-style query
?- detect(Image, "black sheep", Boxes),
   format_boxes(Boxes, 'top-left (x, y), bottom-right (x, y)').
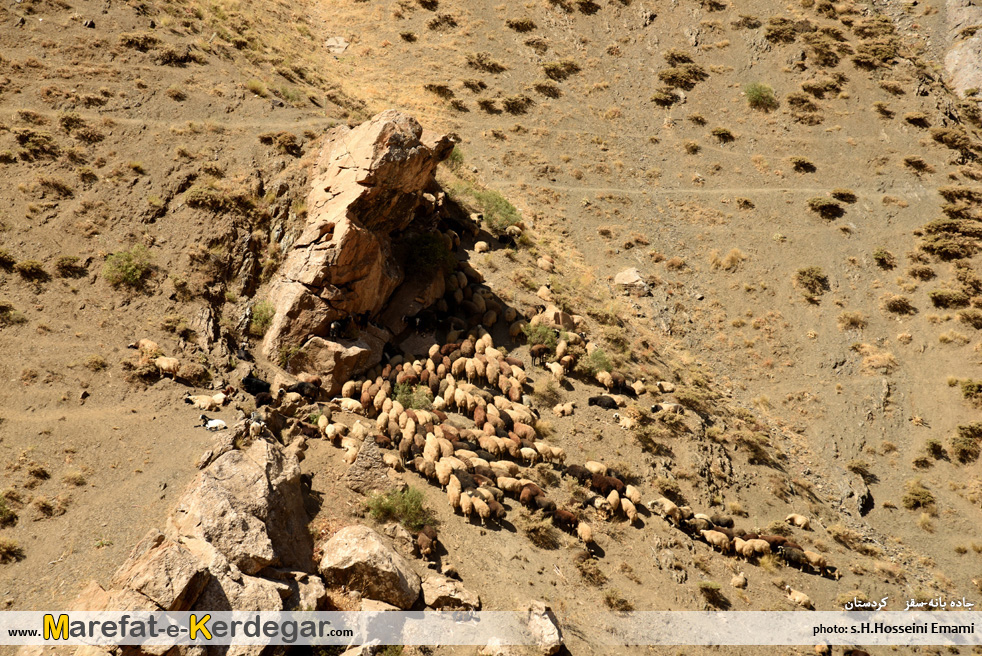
top-left (588, 395), bottom-right (618, 410)
top-left (564, 464), bottom-right (593, 485)
top-left (710, 513), bottom-right (734, 529)
top-left (254, 392), bottom-right (274, 408)
top-left (242, 375), bottom-right (271, 395)
top-left (286, 382), bottom-right (320, 401)
top-left (590, 473), bottom-right (625, 495)
top-left (778, 546), bottom-right (808, 570)
top-left (530, 344), bottom-right (551, 365)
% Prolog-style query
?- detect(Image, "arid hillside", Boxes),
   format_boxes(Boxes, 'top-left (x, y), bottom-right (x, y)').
top-left (2, 0), bottom-right (982, 655)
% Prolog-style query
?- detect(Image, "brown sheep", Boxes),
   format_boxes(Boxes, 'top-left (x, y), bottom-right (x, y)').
top-left (700, 529), bottom-right (731, 554)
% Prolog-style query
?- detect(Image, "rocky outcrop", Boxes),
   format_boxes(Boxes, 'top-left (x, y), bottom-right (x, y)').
top-left (526, 601), bottom-right (564, 655)
top-left (48, 430), bottom-right (321, 656)
top-left (167, 438), bottom-right (314, 575)
top-left (946, 1), bottom-right (982, 96)
top-left (262, 110), bottom-right (454, 393)
top-left (344, 436), bottom-right (408, 495)
top-left (318, 525), bottom-right (422, 610)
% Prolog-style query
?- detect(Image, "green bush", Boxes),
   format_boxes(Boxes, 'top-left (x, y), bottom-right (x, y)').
top-left (576, 348), bottom-right (613, 376)
top-left (403, 232), bottom-right (455, 276)
top-left (394, 383), bottom-right (433, 410)
top-left (248, 301), bottom-right (276, 337)
top-left (745, 82), bottom-right (778, 111)
top-left (0, 302), bottom-right (27, 327)
top-left (901, 479), bottom-right (935, 511)
top-left (872, 248), bottom-right (896, 269)
top-left (929, 289), bottom-right (969, 308)
top-left (445, 145), bottom-right (464, 170)
top-left (522, 323), bottom-right (559, 348)
top-left (366, 487), bottom-right (435, 532)
top-left (103, 244), bottom-right (152, 288)
top-left (451, 182), bottom-right (522, 234)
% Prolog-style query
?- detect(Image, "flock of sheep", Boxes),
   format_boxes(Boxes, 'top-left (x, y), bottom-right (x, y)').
top-left (133, 280), bottom-right (845, 616)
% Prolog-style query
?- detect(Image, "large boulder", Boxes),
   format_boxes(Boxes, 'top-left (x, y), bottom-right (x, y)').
top-left (287, 333), bottom-right (385, 397)
top-left (318, 525), bottom-right (421, 610)
top-left (167, 438), bottom-right (313, 575)
top-left (109, 529), bottom-right (210, 611)
top-left (263, 110), bottom-right (453, 365)
top-left (527, 601), bottom-right (563, 655)
top-left (421, 572), bottom-right (481, 610)
top-left (344, 436), bottom-right (408, 495)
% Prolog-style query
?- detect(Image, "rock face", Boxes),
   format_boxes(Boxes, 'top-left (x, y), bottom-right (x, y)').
top-left (614, 268), bottom-right (651, 297)
top-left (262, 110), bottom-right (454, 393)
top-left (344, 436), bottom-right (408, 495)
top-left (318, 525), bottom-right (422, 609)
top-left (108, 529), bottom-right (210, 611)
top-left (946, 0), bottom-right (982, 96)
top-left (168, 438), bottom-right (314, 575)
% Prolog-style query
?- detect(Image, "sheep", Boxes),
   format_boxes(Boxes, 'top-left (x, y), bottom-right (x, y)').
top-left (552, 509), bottom-right (579, 533)
top-left (339, 398), bottom-right (364, 414)
top-left (624, 485), bottom-right (642, 505)
top-left (530, 344), bottom-right (550, 366)
top-left (606, 488), bottom-right (620, 510)
top-left (785, 585), bottom-right (813, 610)
top-left (242, 375), bottom-right (271, 396)
top-left (621, 498), bottom-right (638, 524)
top-left (382, 453), bottom-right (404, 471)
top-left (814, 644), bottom-right (830, 656)
top-left (650, 497), bottom-right (682, 525)
top-left (591, 473), bottom-right (625, 496)
top-left (730, 572), bottom-right (747, 589)
top-left (803, 550), bottom-right (828, 575)
top-left (534, 495), bottom-right (557, 513)
top-left (417, 525), bottom-right (438, 558)
top-left (700, 529), bottom-right (731, 554)
top-left (128, 339), bottom-right (160, 362)
top-left (577, 521), bottom-right (595, 545)
top-left (631, 380), bottom-right (647, 396)
top-left (184, 393), bottom-right (221, 411)
top-left (196, 415), bottom-right (227, 431)
top-left (472, 497), bottom-right (491, 524)
top-left (786, 513), bottom-right (811, 530)
top-left (584, 461), bottom-right (608, 476)
top-left (287, 382), bottom-right (320, 401)
top-left (155, 357), bottom-right (180, 379)
top-left (778, 546), bottom-right (809, 571)
top-left (545, 361), bottom-right (564, 383)
top-left (341, 380), bottom-right (359, 398)
top-left (709, 513), bottom-right (734, 529)
top-left (563, 464), bottom-right (593, 485)
top-left (459, 492), bottom-right (474, 518)
top-left (587, 395), bottom-right (618, 410)
top-left (596, 371), bottom-right (614, 391)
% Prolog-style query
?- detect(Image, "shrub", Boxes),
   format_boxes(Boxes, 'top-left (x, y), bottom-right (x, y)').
top-left (467, 52), bottom-right (507, 73)
top-left (366, 487), bottom-right (435, 532)
top-left (103, 244), bottom-right (152, 288)
top-left (245, 79), bottom-right (268, 97)
top-left (837, 311), bottom-right (867, 330)
top-left (959, 309), bottom-right (982, 329)
top-left (542, 59), bottom-right (580, 81)
top-left (532, 378), bottom-right (563, 407)
top-left (522, 517), bottom-right (560, 550)
top-left (901, 479), bottom-right (935, 511)
top-left (961, 380), bottom-right (982, 407)
top-left (13, 260), bottom-right (47, 281)
top-left (0, 538), bottom-right (25, 564)
top-left (522, 323), bottom-right (558, 348)
top-left (14, 129), bottom-right (60, 160)
top-left (881, 294), bottom-right (916, 315)
top-left (0, 302), bottom-right (26, 327)
top-left (402, 232), bottom-right (455, 276)
top-left (664, 49), bottom-right (693, 66)
top-left (745, 82), bottom-right (778, 110)
top-left (603, 589), bottom-right (634, 611)
top-left (453, 183), bottom-right (521, 234)
top-left (930, 289), bottom-right (969, 308)
top-left (258, 131), bottom-right (302, 156)
top-left (904, 112), bottom-right (930, 128)
top-left (576, 348), bottom-right (613, 376)
top-left (0, 497), bottom-right (16, 527)
top-left (794, 267), bottom-right (829, 296)
top-left (53, 256), bottom-right (85, 278)
top-left (506, 18), bottom-right (536, 31)
top-left (872, 248), bottom-right (896, 269)
top-left (576, 559), bottom-right (607, 586)
top-left (907, 265), bottom-right (935, 281)
top-left (658, 64), bottom-right (708, 90)
top-left (248, 301), bottom-right (275, 337)
top-left (765, 16), bottom-right (796, 43)
top-left (119, 32), bottom-right (159, 51)
top-left (394, 383), bottom-right (433, 410)
top-left (0, 250), bottom-right (14, 271)
top-left (711, 127), bottom-right (735, 143)
top-left (789, 157), bottom-right (816, 173)
top-left (650, 89), bottom-right (679, 107)
top-left (807, 197), bottom-right (844, 219)
top-left (903, 156), bottom-right (933, 172)
top-left (951, 434), bottom-right (980, 464)
top-left (502, 95), bottom-right (534, 114)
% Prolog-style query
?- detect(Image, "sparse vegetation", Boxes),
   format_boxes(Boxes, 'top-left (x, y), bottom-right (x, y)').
top-left (794, 267), bottom-right (829, 297)
top-left (902, 479), bottom-right (936, 512)
top-left (394, 383), bottom-right (433, 410)
top-left (103, 245), bottom-right (152, 289)
top-left (248, 301), bottom-right (275, 337)
top-left (807, 197), bottom-right (844, 219)
top-left (745, 82), bottom-right (778, 110)
top-left (366, 487), bottom-right (435, 532)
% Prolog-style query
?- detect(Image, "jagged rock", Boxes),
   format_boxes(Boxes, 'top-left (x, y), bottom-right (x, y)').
top-left (109, 529), bottom-right (210, 611)
top-left (265, 569), bottom-right (328, 611)
top-left (262, 111), bottom-right (453, 364)
top-left (318, 525), bottom-right (421, 609)
top-left (379, 274), bottom-right (446, 335)
top-left (345, 437), bottom-right (408, 495)
top-left (421, 573), bottom-right (481, 610)
top-left (380, 522), bottom-right (416, 558)
top-left (614, 268), bottom-right (651, 297)
top-left (168, 437), bottom-right (313, 576)
top-left (526, 601), bottom-right (563, 655)
top-left (843, 476), bottom-right (875, 517)
top-left (289, 335), bottom-right (384, 397)
top-left (656, 381), bottom-right (676, 393)
top-left (478, 640), bottom-right (520, 656)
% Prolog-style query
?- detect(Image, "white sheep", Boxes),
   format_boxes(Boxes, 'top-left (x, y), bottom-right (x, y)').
top-left (196, 414), bottom-right (227, 431)
top-left (155, 356), bottom-right (180, 379)
top-left (786, 585), bottom-right (813, 610)
top-left (577, 521), bottom-right (595, 545)
top-left (184, 393), bottom-right (220, 411)
top-left (786, 513), bottom-right (811, 530)
top-left (700, 529), bottom-right (731, 554)
top-left (546, 361), bottom-right (564, 383)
